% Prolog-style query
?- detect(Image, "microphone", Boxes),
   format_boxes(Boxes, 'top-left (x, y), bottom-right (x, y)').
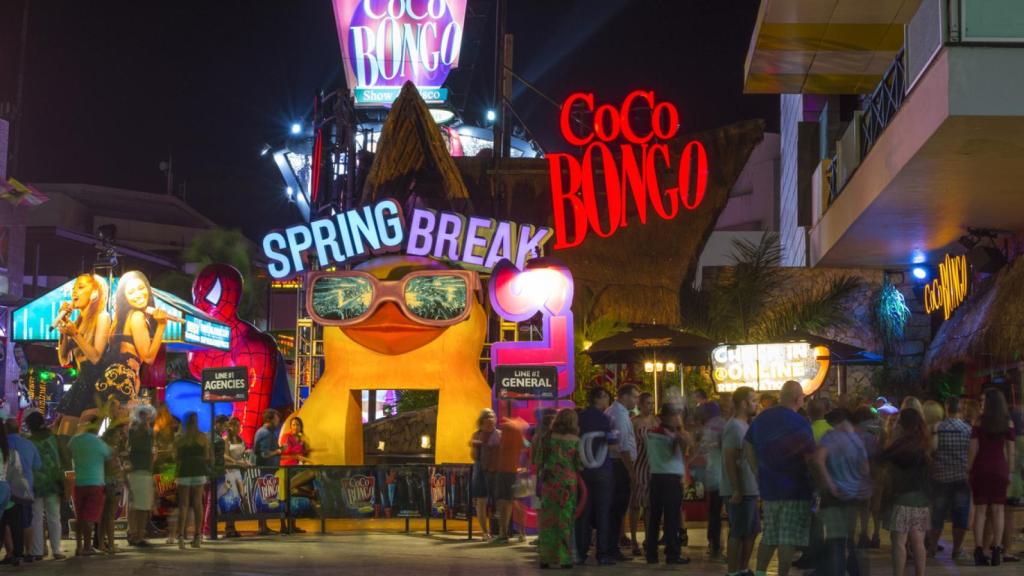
top-left (145, 306), bottom-right (184, 324)
top-left (51, 304), bottom-right (72, 330)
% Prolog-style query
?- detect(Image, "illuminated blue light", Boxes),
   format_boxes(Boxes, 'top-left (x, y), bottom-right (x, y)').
top-left (911, 266), bottom-right (928, 281)
top-left (290, 122), bottom-right (302, 135)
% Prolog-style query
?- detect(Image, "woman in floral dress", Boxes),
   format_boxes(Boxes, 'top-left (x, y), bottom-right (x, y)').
top-left (538, 409), bottom-right (582, 569)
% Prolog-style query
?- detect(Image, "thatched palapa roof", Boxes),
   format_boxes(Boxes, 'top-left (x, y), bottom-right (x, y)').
top-left (924, 255), bottom-right (1024, 372)
top-left (362, 84), bottom-right (765, 325)
top-left (363, 82), bottom-right (471, 211)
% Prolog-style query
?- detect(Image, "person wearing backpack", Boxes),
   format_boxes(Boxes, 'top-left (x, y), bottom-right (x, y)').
top-left (25, 412), bottom-right (67, 561)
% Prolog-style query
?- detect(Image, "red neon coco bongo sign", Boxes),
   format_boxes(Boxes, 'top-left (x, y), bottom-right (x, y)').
top-left (547, 90), bottom-right (709, 249)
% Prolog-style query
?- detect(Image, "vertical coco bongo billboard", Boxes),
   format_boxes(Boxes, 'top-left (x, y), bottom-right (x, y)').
top-left (332, 0), bottom-right (467, 105)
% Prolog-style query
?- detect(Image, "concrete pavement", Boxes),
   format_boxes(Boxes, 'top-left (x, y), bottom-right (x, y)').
top-left (17, 529), bottom-right (1024, 575)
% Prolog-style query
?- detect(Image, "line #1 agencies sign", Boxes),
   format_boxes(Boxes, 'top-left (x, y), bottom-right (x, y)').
top-left (495, 365), bottom-right (558, 400)
top-left (202, 367), bottom-right (249, 403)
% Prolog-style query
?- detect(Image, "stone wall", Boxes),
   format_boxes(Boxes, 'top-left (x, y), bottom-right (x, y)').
top-left (363, 406), bottom-right (438, 457)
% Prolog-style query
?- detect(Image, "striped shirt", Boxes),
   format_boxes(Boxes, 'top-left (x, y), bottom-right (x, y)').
top-left (933, 417), bottom-right (971, 483)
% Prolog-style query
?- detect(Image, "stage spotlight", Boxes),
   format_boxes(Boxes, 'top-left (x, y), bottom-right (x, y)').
top-left (911, 266), bottom-right (928, 281)
top-left (290, 122), bottom-right (302, 135)
top-left (485, 109), bottom-right (497, 122)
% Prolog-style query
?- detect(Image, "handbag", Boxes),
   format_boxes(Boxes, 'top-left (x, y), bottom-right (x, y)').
top-left (7, 452), bottom-right (32, 502)
top-left (511, 473), bottom-right (535, 499)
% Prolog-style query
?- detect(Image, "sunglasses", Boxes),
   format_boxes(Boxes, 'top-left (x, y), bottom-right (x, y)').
top-left (306, 270), bottom-right (480, 327)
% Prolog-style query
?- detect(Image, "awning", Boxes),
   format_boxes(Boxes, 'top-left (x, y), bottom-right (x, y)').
top-left (11, 278), bottom-right (230, 352)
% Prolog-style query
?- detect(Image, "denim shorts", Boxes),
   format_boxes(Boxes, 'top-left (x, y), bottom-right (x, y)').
top-left (931, 480), bottom-right (970, 531)
top-left (726, 496), bottom-right (761, 539)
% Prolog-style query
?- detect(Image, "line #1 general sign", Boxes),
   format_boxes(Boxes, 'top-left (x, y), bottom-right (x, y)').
top-left (202, 367), bottom-right (249, 403)
top-left (495, 365), bottom-right (558, 400)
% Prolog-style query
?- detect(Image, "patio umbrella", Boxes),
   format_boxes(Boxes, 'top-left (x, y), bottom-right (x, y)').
top-left (774, 330), bottom-right (883, 366)
top-left (585, 325), bottom-right (714, 365)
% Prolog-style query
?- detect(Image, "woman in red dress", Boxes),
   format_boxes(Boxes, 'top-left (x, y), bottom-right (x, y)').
top-left (969, 388), bottom-right (1015, 566)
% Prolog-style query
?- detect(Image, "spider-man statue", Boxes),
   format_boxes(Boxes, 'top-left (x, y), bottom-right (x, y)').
top-left (188, 264), bottom-right (279, 445)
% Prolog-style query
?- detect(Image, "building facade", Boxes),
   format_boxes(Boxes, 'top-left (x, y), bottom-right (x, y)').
top-left (744, 0), bottom-right (1024, 395)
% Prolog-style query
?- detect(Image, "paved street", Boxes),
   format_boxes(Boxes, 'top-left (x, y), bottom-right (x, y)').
top-left (21, 526), bottom-right (1024, 576)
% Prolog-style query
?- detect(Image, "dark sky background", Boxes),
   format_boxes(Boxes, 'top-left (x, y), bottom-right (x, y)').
top-left (9, 0), bottom-right (777, 239)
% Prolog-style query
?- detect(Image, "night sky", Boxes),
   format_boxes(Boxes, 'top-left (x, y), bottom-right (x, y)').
top-left (9, 0), bottom-right (777, 238)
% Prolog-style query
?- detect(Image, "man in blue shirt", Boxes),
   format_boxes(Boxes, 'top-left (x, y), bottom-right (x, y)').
top-left (575, 387), bottom-right (615, 566)
top-left (7, 418), bottom-right (42, 564)
top-left (744, 380), bottom-right (814, 576)
top-left (253, 409), bottom-right (281, 535)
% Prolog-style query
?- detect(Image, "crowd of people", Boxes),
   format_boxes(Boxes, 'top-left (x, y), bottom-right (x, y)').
top-left (0, 403), bottom-right (305, 564)
top-left (471, 381), bottom-right (1023, 573)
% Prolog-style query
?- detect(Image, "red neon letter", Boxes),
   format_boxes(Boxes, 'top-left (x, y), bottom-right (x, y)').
top-left (678, 140), bottom-right (708, 210)
top-left (548, 153), bottom-right (587, 249)
top-left (559, 92), bottom-right (594, 147)
top-left (580, 143), bottom-right (621, 238)
top-left (620, 90), bottom-right (655, 144)
top-left (645, 143), bottom-right (679, 220)
top-left (593, 104), bottom-right (620, 142)
top-left (619, 144), bottom-right (648, 227)
top-left (653, 100), bottom-right (679, 140)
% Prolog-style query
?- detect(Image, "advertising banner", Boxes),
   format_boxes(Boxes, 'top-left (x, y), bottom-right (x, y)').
top-left (318, 467), bottom-right (378, 518)
top-left (332, 0), bottom-right (467, 106)
top-left (428, 465), bottom-right (470, 519)
top-left (495, 365), bottom-right (558, 400)
top-left (216, 468), bottom-right (284, 518)
top-left (377, 467), bottom-right (427, 518)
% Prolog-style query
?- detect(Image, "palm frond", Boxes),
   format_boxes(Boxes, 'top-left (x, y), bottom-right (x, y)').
top-left (679, 284), bottom-right (715, 340)
top-left (759, 275), bottom-right (864, 340)
top-left (722, 233), bottom-right (784, 340)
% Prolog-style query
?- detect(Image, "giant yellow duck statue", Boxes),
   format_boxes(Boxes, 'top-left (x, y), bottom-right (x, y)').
top-left (294, 255), bottom-right (491, 465)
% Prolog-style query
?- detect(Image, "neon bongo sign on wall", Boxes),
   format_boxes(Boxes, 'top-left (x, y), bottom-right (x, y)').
top-left (547, 90), bottom-right (710, 249)
top-left (923, 253), bottom-right (969, 321)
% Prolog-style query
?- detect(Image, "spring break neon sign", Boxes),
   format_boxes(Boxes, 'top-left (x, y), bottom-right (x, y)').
top-left (261, 199), bottom-right (552, 279)
top-left (547, 90), bottom-right (709, 249)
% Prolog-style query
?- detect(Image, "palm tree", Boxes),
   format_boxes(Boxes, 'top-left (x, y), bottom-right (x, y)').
top-left (153, 228), bottom-right (268, 321)
top-left (680, 233), bottom-right (863, 343)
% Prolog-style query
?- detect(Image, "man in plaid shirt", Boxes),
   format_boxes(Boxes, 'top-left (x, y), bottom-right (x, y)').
top-left (928, 397), bottom-right (972, 559)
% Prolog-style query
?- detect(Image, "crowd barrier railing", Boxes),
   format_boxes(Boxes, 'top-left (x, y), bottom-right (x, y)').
top-left (210, 463), bottom-right (477, 538)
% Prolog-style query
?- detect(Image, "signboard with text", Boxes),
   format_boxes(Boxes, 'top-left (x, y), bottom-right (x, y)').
top-left (332, 0), bottom-right (466, 107)
top-left (547, 90), bottom-right (709, 249)
top-left (711, 343), bottom-right (829, 395)
top-left (495, 365), bottom-right (558, 400)
top-left (261, 198), bottom-right (552, 279)
top-left (923, 253), bottom-right (969, 321)
top-left (202, 367), bottom-right (249, 403)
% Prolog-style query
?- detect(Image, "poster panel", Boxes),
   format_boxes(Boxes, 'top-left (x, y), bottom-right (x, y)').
top-left (377, 466), bottom-right (427, 518)
top-left (216, 467), bottom-right (284, 519)
top-left (317, 467), bottom-right (378, 518)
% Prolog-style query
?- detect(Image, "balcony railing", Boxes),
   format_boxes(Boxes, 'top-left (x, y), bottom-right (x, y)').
top-left (859, 48), bottom-right (907, 159)
top-left (827, 49), bottom-right (906, 204)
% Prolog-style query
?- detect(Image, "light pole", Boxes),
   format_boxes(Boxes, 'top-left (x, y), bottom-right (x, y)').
top-left (644, 359), bottom-right (676, 409)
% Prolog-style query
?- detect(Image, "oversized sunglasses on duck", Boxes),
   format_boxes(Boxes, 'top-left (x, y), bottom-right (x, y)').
top-left (306, 270), bottom-right (481, 327)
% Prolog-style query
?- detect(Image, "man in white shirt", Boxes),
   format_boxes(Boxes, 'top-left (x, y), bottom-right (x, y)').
top-left (606, 384), bottom-right (639, 561)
